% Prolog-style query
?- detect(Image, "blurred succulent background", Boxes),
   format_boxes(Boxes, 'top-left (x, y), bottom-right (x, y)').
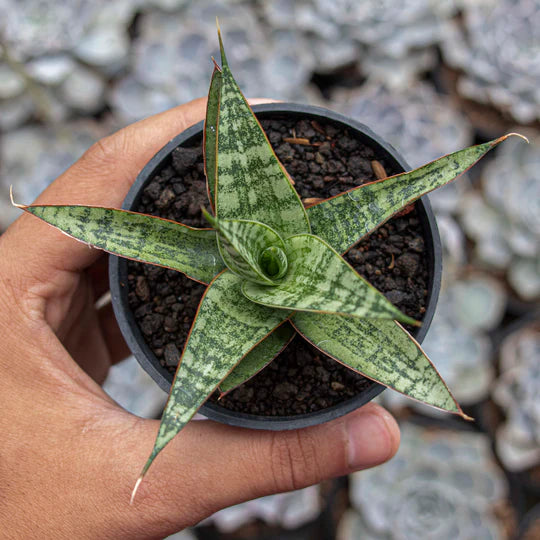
top-left (1, 0), bottom-right (538, 538)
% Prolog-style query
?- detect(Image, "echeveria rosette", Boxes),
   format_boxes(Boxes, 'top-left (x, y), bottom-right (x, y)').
top-left (12, 28), bottom-right (527, 499)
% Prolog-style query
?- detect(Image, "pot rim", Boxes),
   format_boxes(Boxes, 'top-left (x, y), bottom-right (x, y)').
top-left (109, 102), bottom-right (442, 431)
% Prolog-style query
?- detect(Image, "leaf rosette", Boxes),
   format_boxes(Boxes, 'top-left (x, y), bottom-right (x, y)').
top-left (12, 24), bottom-right (528, 499)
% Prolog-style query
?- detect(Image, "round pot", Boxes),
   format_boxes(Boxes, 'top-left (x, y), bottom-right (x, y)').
top-left (109, 103), bottom-right (442, 431)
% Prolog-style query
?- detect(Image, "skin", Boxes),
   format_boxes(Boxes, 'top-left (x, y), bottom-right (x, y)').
top-left (0, 98), bottom-right (400, 539)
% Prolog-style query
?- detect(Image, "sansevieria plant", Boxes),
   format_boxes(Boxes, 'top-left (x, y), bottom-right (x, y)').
top-left (12, 29), bottom-right (526, 500)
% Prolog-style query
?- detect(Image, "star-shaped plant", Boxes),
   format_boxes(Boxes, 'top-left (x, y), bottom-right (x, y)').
top-left (13, 29), bottom-right (525, 498)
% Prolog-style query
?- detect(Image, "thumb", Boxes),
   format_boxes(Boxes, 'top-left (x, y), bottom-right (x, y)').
top-left (121, 402), bottom-right (399, 537)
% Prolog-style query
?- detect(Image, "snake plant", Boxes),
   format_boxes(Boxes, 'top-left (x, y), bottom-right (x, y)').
top-left (13, 29), bottom-right (525, 498)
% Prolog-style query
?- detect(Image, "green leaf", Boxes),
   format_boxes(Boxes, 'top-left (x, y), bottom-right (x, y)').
top-left (291, 311), bottom-right (468, 418)
top-left (19, 204), bottom-right (224, 284)
top-left (307, 134), bottom-right (527, 254)
top-left (203, 209), bottom-right (288, 285)
top-left (135, 270), bottom-right (290, 492)
top-left (214, 28), bottom-right (310, 238)
top-left (204, 64), bottom-right (222, 209)
top-left (242, 233), bottom-right (418, 326)
top-left (219, 323), bottom-right (295, 395)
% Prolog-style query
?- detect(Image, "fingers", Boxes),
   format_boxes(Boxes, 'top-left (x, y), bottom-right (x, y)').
top-left (0, 382), bottom-right (397, 537)
top-left (116, 403), bottom-right (400, 537)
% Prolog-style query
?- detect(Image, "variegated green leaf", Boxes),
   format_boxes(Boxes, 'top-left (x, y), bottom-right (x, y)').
top-left (291, 311), bottom-right (468, 418)
top-left (204, 64), bottom-right (222, 209)
top-left (18, 204), bottom-right (224, 284)
top-left (203, 209), bottom-right (288, 285)
top-left (219, 323), bottom-right (295, 395)
top-left (307, 134), bottom-right (527, 254)
top-left (215, 29), bottom-right (310, 238)
top-left (242, 233), bottom-right (418, 326)
top-left (134, 270), bottom-right (290, 494)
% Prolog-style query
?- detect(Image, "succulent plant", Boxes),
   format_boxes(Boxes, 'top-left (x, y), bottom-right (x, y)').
top-left (0, 0), bottom-right (134, 128)
top-left (0, 121), bottom-right (102, 229)
top-left (0, 0), bottom-right (134, 62)
top-left (112, 1), bottom-right (316, 123)
top-left (264, 0), bottom-right (460, 85)
top-left (165, 527), bottom-right (197, 540)
top-left (341, 422), bottom-right (509, 540)
top-left (334, 81), bottom-right (473, 171)
top-left (334, 82), bottom-right (474, 218)
top-left (493, 319), bottom-right (540, 472)
top-left (12, 29), bottom-right (524, 497)
top-left (262, 0), bottom-right (359, 73)
top-left (201, 484), bottom-right (321, 532)
top-left (459, 129), bottom-right (540, 301)
top-left (442, 0), bottom-right (540, 124)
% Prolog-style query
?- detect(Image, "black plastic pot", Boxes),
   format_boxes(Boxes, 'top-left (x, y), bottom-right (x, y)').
top-left (110, 103), bottom-right (442, 431)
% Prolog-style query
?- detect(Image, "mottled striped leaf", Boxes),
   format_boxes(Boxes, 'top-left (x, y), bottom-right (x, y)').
top-left (307, 134), bottom-right (527, 254)
top-left (18, 204), bottom-right (224, 284)
top-left (243, 234), bottom-right (418, 326)
top-left (215, 29), bottom-right (310, 238)
top-left (203, 209), bottom-right (288, 285)
top-left (219, 323), bottom-right (295, 395)
top-left (135, 270), bottom-right (290, 494)
top-left (204, 64), bottom-right (222, 209)
top-left (291, 311), bottom-right (468, 418)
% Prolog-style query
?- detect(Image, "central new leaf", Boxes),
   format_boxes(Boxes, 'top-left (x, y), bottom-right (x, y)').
top-left (203, 210), bottom-right (288, 285)
top-left (213, 29), bottom-right (309, 239)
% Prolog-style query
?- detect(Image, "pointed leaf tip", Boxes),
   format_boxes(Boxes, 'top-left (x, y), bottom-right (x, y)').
top-left (130, 476), bottom-right (143, 505)
top-left (131, 456), bottom-right (153, 504)
top-left (216, 19), bottom-right (227, 68)
top-left (9, 184), bottom-right (28, 210)
top-left (500, 132), bottom-right (529, 144)
top-left (9, 186), bottom-right (24, 209)
top-left (212, 25), bottom-right (309, 238)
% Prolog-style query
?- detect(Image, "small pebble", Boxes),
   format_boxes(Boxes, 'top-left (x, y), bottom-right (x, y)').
top-left (164, 343), bottom-right (180, 367)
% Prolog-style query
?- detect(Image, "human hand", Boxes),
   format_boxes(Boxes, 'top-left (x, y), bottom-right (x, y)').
top-left (0, 99), bottom-right (400, 539)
